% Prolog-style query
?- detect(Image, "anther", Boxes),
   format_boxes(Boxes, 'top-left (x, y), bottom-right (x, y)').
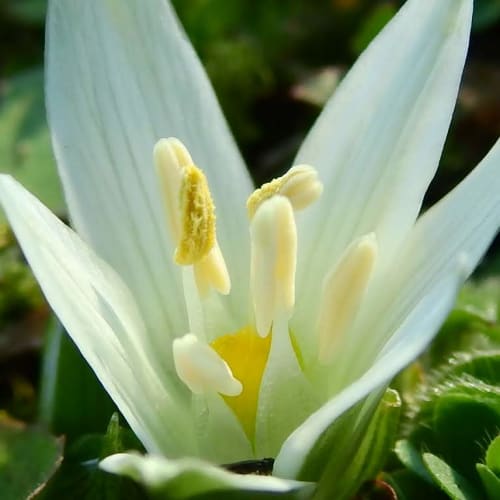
top-left (247, 165), bottom-right (323, 219)
top-left (317, 233), bottom-right (378, 364)
top-left (250, 196), bottom-right (297, 337)
top-left (154, 138), bottom-right (230, 295)
top-left (173, 333), bottom-right (242, 396)
top-left (194, 243), bottom-right (231, 296)
top-left (175, 164), bottom-right (215, 265)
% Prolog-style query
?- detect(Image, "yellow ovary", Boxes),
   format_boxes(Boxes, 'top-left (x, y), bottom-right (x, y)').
top-left (211, 326), bottom-right (271, 442)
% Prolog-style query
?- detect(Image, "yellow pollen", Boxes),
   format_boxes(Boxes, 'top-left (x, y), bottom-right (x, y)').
top-left (175, 164), bottom-right (216, 265)
top-left (247, 164), bottom-right (322, 219)
top-left (210, 325), bottom-right (271, 442)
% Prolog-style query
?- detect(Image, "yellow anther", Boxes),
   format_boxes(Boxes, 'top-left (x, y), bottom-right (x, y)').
top-left (175, 164), bottom-right (215, 265)
top-left (155, 138), bottom-right (230, 295)
top-left (318, 233), bottom-right (378, 364)
top-left (247, 165), bottom-right (322, 219)
top-left (211, 325), bottom-right (271, 441)
top-left (154, 138), bottom-right (216, 265)
top-left (250, 196), bottom-right (297, 337)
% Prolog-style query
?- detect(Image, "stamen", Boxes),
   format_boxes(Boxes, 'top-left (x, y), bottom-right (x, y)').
top-left (173, 333), bottom-right (242, 396)
top-left (194, 243), bottom-right (231, 296)
top-left (154, 138), bottom-right (230, 295)
top-left (154, 138), bottom-right (186, 240)
top-left (250, 196), bottom-right (297, 337)
top-left (155, 138), bottom-right (215, 265)
top-left (247, 165), bottom-right (323, 219)
top-left (175, 164), bottom-right (215, 265)
top-left (317, 233), bottom-right (378, 364)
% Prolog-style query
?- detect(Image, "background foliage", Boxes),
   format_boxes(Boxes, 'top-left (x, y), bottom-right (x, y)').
top-left (0, 0), bottom-right (500, 498)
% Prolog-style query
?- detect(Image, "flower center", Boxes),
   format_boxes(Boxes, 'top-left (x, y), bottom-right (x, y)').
top-left (155, 137), bottom-right (325, 444)
top-left (210, 326), bottom-right (271, 441)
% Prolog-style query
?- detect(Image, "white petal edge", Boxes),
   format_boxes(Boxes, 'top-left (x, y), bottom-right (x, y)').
top-left (293, 0), bottom-right (472, 342)
top-left (274, 268), bottom-right (464, 479)
top-left (100, 453), bottom-right (313, 497)
top-left (338, 138), bottom-right (500, 382)
top-left (46, 0), bottom-right (253, 360)
top-left (0, 175), bottom-right (196, 457)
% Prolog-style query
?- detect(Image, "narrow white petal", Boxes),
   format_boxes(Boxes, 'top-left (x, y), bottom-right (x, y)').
top-left (274, 270), bottom-right (463, 479)
top-left (0, 175), bottom-right (196, 456)
top-left (403, 138), bottom-right (500, 294)
top-left (100, 453), bottom-right (313, 497)
top-left (46, 0), bottom-right (253, 357)
top-left (340, 139), bottom-right (500, 381)
top-left (294, 0), bottom-right (473, 335)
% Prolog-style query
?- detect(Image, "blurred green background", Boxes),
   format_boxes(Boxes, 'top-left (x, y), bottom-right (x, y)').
top-left (0, 0), bottom-right (499, 430)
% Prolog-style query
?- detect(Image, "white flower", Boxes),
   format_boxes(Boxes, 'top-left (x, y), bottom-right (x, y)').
top-left (1, 0), bottom-right (499, 495)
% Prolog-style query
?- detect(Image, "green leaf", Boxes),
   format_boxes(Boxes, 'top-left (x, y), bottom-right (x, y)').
top-left (39, 318), bottom-right (117, 441)
top-left (423, 453), bottom-right (482, 500)
top-left (424, 279), bottom-right (500, 366)
top-left (399, 354), bottom-right (500, 496)
top-left (383, 470), bottom-right (445, 500)
top-left (304, 389), bottom-right (401, 500)
top-left (472, 0), bottom-right (500, 31)
top-left (0, 415), bottom-right (63, 500)
top-left (427, 310), bottom-right (500, 367)
top-left (351, 4), bottom-right (397, 55)
top-left (476, 463), bottom-right (500, 500)
top-left (390, 362), bottom-right (424, 405)
top-left (0, 67), bottom-right (64, 224)
top-left (457, 279), bottom-right (500, 322)
top-left (406, 352), bottom-right (500, 444)
top-left (485, 435), bottom-right (500, 474)
top-left (394, 440), bottom-right (433, 484)
top-left (433, 382), bottom-right (500, 481)
top-left (6, 0), bottom-right (47, 24)
top-left (40, 414), bottom-right (146, 499)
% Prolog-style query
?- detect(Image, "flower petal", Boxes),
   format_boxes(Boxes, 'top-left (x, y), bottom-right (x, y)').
top-left (281, 132), bottom-right (500, 476)
top-left (100, 453), bottom-right (313, 499)
top-left (0, 175), bottom-right (196, 457)
top-left (254, 318), bottom-right (319, 458)
top-left (46, 0), bottom-right (253, 355)
top-left (397, 139), bottom-right (500, 304)
top-left (294, 0), bottom-right (472, 331)
top-left (191, 393), bottom-right (253, 464)
top-left (339, 139), bottom-right (500, 382)
top-left (274, 269), bottom-right (463, 479)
